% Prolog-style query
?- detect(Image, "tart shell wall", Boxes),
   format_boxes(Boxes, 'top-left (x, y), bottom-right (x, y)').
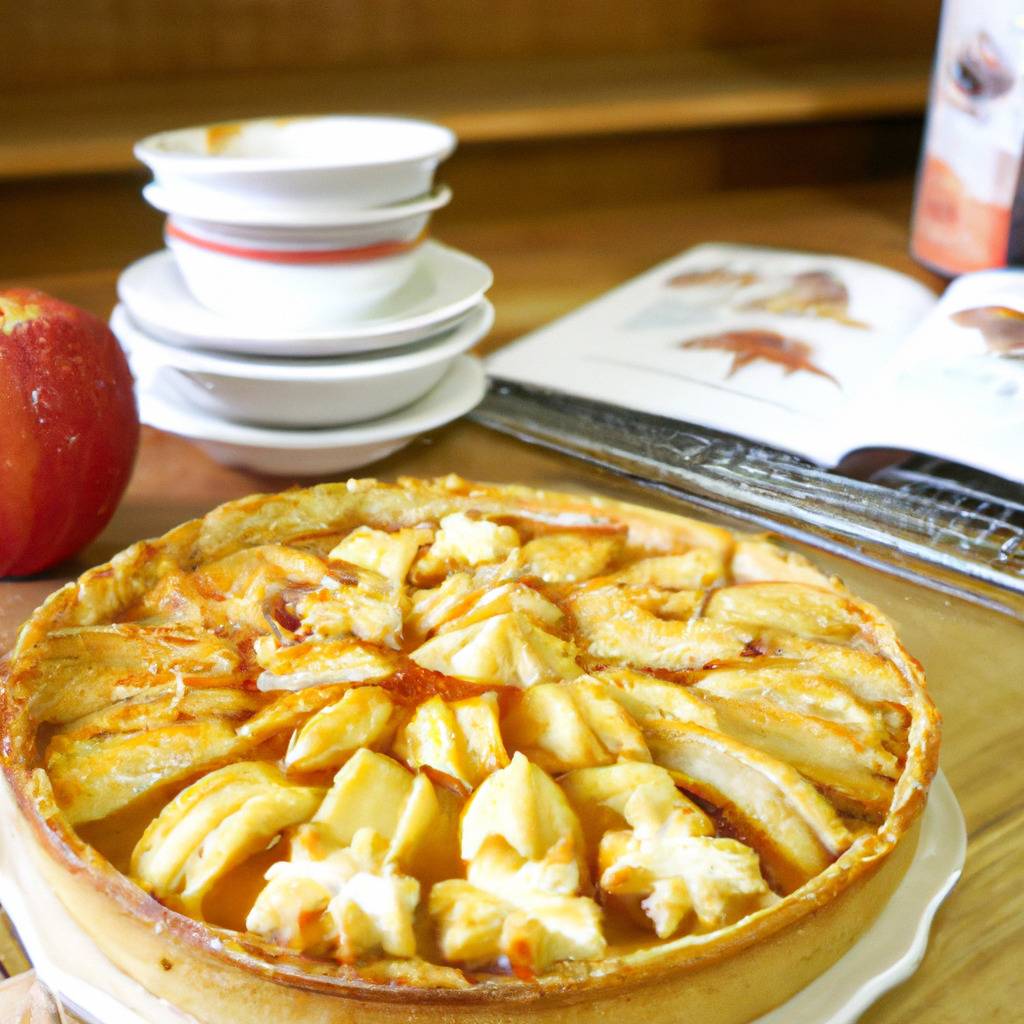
top-left (0, 476), bottom-right (940, 1023)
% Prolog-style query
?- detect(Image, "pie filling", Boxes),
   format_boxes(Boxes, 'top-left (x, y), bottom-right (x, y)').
top-left (14, 496), bottom-right (918, 982)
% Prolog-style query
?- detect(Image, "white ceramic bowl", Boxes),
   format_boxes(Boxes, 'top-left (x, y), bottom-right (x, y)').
top-left (167, 208), bottom-right (427, 253)
top-left (112, 301), bottom-right (493, 428)
top-left (135, 116), bottom-right (456, 212)
top-left (117, 244), bottom-right (493, 357)
top-left (142, 182), bottom-right (452, 230)
top-left (135, 354), bottom-right (486, 476)
top-left (165, 221), bottom-right (423, 327)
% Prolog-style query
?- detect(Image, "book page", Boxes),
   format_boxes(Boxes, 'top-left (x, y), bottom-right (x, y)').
top-left (842, 270), bottom-right (1024, 482)
top-left (488, 243), bottom-right (937, 465)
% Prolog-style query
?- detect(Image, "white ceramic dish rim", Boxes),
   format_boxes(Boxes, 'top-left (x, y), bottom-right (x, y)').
top-left (112, 301), bottom-right (494, 379)
top-left (137, 354), bottom-right (486, 446)
top-left (165, 218), bottom-right (428, 252)
top-left (135, 115), bottom-right (456, 173)
top-left (164, 220), bottom-right (426, 260)
top-left (165, 218), bottom-right (427, 251)
top-left (0, 771), bottom-right (965, 1024)
top-left (116, 242), bottom-right (493, 349)
top-left (142, 182), bottom-right (453, 229)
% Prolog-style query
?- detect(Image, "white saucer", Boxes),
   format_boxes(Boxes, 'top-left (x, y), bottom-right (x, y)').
top-left (117, 241), bottom-right (493, 357)
top-left (143, 182), bottom-right (453, 229)
top-left (136, 354), bottom-right (485, 474)
top-left (0, 771), bottom-right (963, 1024)
top-left (752, 769), bottom-right (965, 1024)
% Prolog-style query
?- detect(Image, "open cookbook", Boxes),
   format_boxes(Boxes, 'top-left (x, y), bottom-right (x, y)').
top-left (488, 243), bottom-right (1024, 483)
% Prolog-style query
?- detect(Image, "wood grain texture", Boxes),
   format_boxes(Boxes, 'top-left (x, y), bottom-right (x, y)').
top-left (0, 179), bottom-right (1018, 1023)
top-left (0, 50), bottom-right (929, 180)
top-left (2, 0), bottom-right (940, 89)
top-left (0, 910), bottom-right (30, 979)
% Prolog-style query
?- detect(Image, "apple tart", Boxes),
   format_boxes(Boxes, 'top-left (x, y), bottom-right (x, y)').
top-left (0, 476), bottom-right (940, 1024)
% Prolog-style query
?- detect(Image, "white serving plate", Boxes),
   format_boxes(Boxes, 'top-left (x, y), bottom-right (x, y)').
top-left (135, 354), bottom-right (485, 474)
top-left (135, 115), bottom-right (456, 211)
top-left (117, 242), bottom-right (493, 357)
top-left (142, 182), bottom-right (452, 230)
top-left (0, 772), bottom-right (964, 1024)
top-left (114, 301), bottom-right (493, 428)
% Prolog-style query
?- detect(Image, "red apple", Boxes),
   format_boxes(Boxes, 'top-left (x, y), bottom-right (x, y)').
top-left (0, 289), bottom-right (139, 577)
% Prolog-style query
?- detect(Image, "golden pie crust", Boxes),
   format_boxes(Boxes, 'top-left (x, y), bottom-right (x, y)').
top-left (0, 476), bottom-right (940, 1024)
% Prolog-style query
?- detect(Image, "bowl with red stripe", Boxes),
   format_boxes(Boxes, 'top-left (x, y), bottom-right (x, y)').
top-left (164, 216), bottom-right (426, 328)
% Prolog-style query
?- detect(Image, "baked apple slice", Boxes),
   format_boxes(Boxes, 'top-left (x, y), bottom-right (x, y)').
top-left (644, 721), bottom-right (852, 893)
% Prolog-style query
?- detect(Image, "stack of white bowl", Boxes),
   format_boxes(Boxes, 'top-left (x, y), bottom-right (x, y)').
top-left (112, 115), bottom-right (491, 475)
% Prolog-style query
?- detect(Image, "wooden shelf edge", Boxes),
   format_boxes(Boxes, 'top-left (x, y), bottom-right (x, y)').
top-left (0, 51), bottom-right (930, 181)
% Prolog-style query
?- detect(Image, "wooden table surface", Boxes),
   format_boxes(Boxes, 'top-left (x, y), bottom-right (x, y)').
top-left (2, 179), bottom-right (1022, 1024)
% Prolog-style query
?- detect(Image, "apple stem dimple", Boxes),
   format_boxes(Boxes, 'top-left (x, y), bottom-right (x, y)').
top-left (0, 296), bottom-right (44, 335)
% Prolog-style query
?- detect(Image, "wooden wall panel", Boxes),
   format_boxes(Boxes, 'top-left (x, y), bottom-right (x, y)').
top-left (0, 49), bottom-right (930, 179)
top-left (0, 117), bottom-right (922, 281)
top-left (4, 0), bottom-right (940, 90)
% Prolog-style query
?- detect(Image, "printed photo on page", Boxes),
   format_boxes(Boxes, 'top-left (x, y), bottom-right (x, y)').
top-left (488, 243), bottom-right (938, 466)
top-left (488, 242), bottom-right (1022, 483)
